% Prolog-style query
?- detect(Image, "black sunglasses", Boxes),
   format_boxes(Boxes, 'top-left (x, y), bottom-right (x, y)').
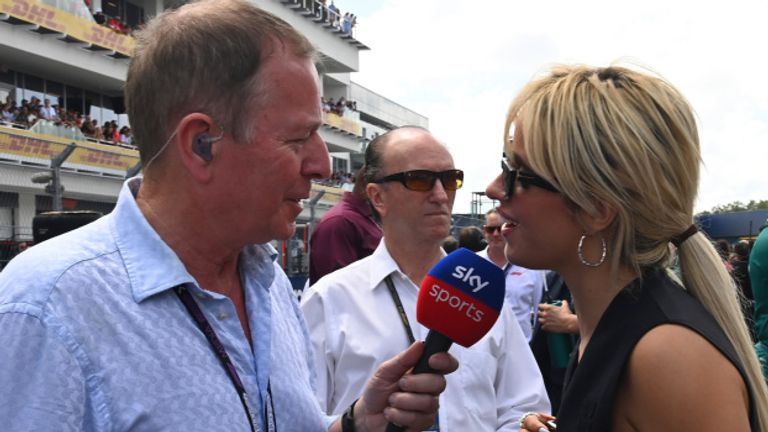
top-left (483, 225), bottom-right (502, 234)
top-left (374, 169), bottom-right (464, 192)
top-left (501, 154), bottom-right (558, 198)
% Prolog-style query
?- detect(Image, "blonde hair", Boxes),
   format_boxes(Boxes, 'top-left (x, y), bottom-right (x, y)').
top-left (505, 64), bottom-right (768, 427)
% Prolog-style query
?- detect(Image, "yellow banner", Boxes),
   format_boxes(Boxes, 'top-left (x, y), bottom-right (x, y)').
top-left (0, 128), bottom-right (139, 172)
top-left (0, 0), bottom-right (135, 56)
top-left (0, 130), bottom-right (61, 159)
top-left (323, 112), bottom-right (363, 137)
top-left (311, 183), bottom-right (343, 204)
top-left (68, 145), bottom-right (137, 171)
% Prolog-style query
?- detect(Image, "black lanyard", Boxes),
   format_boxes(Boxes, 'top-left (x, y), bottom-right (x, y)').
top-left (384, 275), bottom-right (415, 344)
top-left (383, 275), bottom-right (441, 432)
top-left (175, 285), bottom-right (277, 432)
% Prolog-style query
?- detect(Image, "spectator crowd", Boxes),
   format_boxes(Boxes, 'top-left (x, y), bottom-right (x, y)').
top-left (1, 95), bottom-right (133, 147)
top-left (1, 93), bottom-right (361, 149)
top-left (289, 0), bottom-right (358, 35)
top-left (316, 170), bottom-right (355, 189)
top-left (321, 96), bottom-right (357, 116)
top-left (90, 5), bottom-right (143, 36)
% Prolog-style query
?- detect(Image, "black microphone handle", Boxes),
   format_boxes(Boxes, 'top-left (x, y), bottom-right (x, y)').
top-left (385, 331), bottom-right (453, 432)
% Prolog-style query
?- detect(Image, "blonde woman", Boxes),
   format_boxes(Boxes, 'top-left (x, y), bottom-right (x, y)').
top-left (486, 65), bottom-right (768, 431)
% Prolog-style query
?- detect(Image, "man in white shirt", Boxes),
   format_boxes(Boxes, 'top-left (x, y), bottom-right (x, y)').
top-left (478, 208), bottom-right (546, 341)
top-left (38, 98), bottom-right (58, 121)
top-left (302, 127), bottom-right (550, 431)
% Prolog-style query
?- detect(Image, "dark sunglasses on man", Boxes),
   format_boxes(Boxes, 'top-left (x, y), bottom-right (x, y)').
top-left (374, 169), bottom-right (464, 192)
top-left (483, 225), bottom-right (502, 234)
top-left (501, 154), bottom-right (558, 198)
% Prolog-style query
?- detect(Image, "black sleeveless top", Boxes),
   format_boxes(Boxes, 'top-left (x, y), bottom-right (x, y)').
top-left (556, 270), bottom-right (758, 431)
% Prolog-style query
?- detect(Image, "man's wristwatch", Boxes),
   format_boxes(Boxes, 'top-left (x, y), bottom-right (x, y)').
top-left (341, 398), bottom-right (358, 432)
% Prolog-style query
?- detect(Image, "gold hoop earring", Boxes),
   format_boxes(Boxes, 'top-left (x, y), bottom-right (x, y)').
top-left (578, 233), bottom-right (607, 267)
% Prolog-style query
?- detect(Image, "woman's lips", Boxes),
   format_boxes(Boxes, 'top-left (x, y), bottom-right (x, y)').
top-left (501, 221), bottom-right (518, 234)
top-left (494, 209), bottom-right (519, 233)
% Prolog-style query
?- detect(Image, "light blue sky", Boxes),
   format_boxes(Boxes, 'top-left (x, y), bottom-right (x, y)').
top-left (346, 0), bottom-right (768, 215)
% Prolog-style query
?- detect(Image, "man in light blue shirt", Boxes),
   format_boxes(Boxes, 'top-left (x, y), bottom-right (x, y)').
top-left (0, 1), bottom-right (456, 431)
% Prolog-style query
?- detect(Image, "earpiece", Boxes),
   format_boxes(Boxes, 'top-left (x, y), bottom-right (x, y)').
top-left (193, 133), bottom-right (214, 161)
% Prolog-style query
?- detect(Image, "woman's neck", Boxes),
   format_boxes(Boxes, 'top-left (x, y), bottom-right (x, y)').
top-left (562, 264), bottom-right (639, 353)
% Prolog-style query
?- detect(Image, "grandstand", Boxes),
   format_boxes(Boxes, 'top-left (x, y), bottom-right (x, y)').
top-left (0, 0), bottom-right (428, 272)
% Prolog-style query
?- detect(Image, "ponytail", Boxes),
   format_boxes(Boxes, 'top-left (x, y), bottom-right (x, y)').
top-left (677, 232), bottom-right (768, 429)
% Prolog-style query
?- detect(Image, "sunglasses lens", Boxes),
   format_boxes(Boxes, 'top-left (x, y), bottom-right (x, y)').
top-left (517, 176), bottom-right (533, 189)
top-left (484, 226), bottom-right (501, 234)
top-left (403, 172), bottom-right (435, 191)
top-left (441, 171), bottom-right (463, 190)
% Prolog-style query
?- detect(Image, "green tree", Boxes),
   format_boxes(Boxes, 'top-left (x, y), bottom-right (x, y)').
top-left (698, 200), bottom-right (768, 216)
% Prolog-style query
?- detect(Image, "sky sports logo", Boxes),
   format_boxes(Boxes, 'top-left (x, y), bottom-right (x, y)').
top-left (417, 248), bottom-right (504, 347)
top-left (428, 283), bottom-right (485, 322)
top-left (426, 265), bottom-right (494, 323)
top-left (451, 265), bottom-right (489, 292)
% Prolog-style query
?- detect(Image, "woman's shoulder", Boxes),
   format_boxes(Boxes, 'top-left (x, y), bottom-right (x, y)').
top-left (614, 324), bottom-right (750, 430)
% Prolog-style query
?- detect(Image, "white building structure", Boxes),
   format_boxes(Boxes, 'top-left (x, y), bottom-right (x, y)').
top-left (0, 0), bottom-right (427, 272)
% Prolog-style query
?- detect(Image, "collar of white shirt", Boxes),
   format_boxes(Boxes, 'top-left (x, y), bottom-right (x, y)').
top-left (365, 239), bottom-right (447, 292)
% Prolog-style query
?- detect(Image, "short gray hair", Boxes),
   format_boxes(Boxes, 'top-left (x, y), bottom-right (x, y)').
top-left (126, 0), bottom-right (315, 166)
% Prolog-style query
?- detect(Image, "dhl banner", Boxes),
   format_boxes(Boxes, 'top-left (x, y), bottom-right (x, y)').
top-left (0, 0), bottom-right (135, 56)
top-left (323, 112), bottom-right (363, 137)
top-left (0, 128), bottom-right (139, 175)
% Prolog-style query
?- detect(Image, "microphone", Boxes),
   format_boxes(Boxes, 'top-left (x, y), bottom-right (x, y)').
top-left (386, 247), bottom-right (505, 432)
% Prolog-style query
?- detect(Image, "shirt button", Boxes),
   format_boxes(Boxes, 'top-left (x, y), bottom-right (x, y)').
top-left (217, 312), bottom-right (228, 320)
top-left (195, 292), bottom-right (206, 299)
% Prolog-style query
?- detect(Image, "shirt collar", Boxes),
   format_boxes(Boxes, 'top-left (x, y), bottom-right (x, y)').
top-left (365, 239), bottom-right (447, 291)
top-left (111, 178), bottom-right (279, 303)
top-left (366, 240), bottom-right (402, 291)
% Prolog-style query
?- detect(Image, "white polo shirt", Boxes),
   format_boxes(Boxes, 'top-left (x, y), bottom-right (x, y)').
top-left (477, 248), bottom-right (546, 341)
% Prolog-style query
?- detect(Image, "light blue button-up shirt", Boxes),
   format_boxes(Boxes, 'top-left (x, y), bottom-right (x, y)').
top-left (0, 178), bottom-right (330, 431)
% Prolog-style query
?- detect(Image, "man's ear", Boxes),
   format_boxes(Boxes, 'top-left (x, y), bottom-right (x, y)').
top-left (366, 183), bottom-right (387, 219)
top-left (176, 113), bottom-right (218, 183)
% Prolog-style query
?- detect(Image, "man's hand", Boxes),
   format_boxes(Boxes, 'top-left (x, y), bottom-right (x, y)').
top-left (339, 341), bottom-right (458, 432)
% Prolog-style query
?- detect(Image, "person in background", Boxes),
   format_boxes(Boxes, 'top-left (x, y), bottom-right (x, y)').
top-left (1, 99), bottom-right (15, 122)
top-left (93, 8), bottom-right (106, 25)
top-left (457, 225), bottom-right (485, 252)
top-left (308, 173), bottom-right (382, 285)
top-left (442, 235), bottom-right (458, 253)
top-left (0, 2), bottom-right (456, 431)
top-left (38, 98), bottom-right (58, 121)
top-left (120, 126), bottom-right (134, 145)
top-left (341, 12), bottom-right (351, 34)
top-left (302, 126), bottom-right (549, 431)
top-left (328, 1), bottom-right (340, 28)
top-left (731, 240), bottom-right (755, 341)
top-left (751, 221), bottom-right (768, 382)
top-left (714, 238), bottom-right (734, 273)
top-left (487, 64), bottom-right (768, 430)
top-left (478, 208), bottom-right (546, 341)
